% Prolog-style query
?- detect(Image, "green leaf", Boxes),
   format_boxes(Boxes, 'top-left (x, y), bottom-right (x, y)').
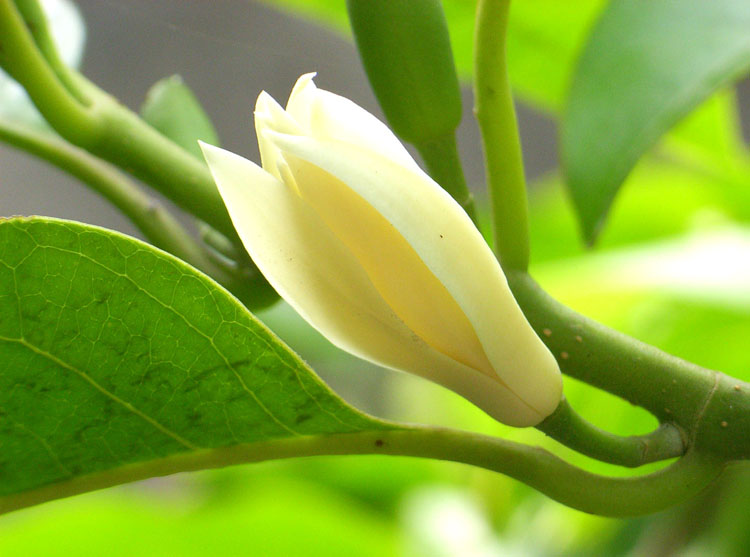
top-left (528, 158), bottom-right (750, 265)
top-left (562, 0), bottom-right (750, 244)
top-left (140, 75), bottom-right (219, 159)
top-left (269, 0), bottom-right (742, 209)
top-left (0, 216), bottom-right (390, 512)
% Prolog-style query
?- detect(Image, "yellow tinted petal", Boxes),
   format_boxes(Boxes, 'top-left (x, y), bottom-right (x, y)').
top-left (201, 141), bottom-right (546, 425)
top-left (267, 133), bottom-right (562, 419)
top-left (254, 91), bottom-right (300, 179)
top-left (283, 152), bottom-right (495, 378)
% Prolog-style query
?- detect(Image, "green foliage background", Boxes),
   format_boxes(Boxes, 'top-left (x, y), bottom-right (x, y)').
top-left (1, 0), bottom-right (749, 555)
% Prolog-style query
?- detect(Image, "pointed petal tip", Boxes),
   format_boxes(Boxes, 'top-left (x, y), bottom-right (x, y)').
top-left (291, 73), bottom-right (317, 95)
top-left (199, 142), bottom-right (267, 184)
top-left (255, 90), bottom-right (275, 113)
top-left (198, 140), bottom-right (219, 160)
top-left (198, 140), bottom-right (226, 163)
top-left (287, 72), bottom-right (319, 110)
top-left (296, 71), bottom-right (318, 85)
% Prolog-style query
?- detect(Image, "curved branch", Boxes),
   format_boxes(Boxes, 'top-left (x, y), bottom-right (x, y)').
top-left (0, 426), bottom-right (724, 518)
top-left (508, 271), bottom-right (716, 424)
top-left (0, 0), bottom-right (237, 240)
top-left (537, 398), bottom-right (686, 467)
top-left (0, 0), bottom-right (97, 144)
top-left (508, 271), bottom-right (750, 461)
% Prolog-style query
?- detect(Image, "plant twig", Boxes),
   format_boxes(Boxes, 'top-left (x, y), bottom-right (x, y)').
top-left (0, 121), bottom-right (275, 308)
top-left (0, 0), bottom-right (237, 241)
top-left (509, 270), bottom-right (750, 461)
top-left (0, 426), bottom-right (725, 518)
top-left (474, 0), bottom-right (530, 270)
top-left (537, 397), bottom-right (686, 467)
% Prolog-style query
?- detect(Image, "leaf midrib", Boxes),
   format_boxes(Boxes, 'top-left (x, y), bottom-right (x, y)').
top-left (0, 334), bottom-right (200, 450)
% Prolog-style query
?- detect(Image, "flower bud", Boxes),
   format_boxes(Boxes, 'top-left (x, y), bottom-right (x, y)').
top-left (200, 74), bottom-right (562, 426)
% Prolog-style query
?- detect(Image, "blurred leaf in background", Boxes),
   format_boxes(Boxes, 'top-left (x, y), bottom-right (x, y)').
top-left (562, 0), bottom-right (750, 243)
top-left (141, 75), bottom-right (220, 159)
top-left (0, 472), bottom-right (401, 556)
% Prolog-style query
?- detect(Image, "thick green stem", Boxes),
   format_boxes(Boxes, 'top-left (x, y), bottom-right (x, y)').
top-left (537, 397), bottom-right (686, 467)
top-left (88, 90), bottom-right (236, 240)
top-left (0, 426), bottom-right (724, 518)
top-left (0, 0), bottom-right (97, 144)
top-left (12, 0), bottom-right (89, 104)
top-left (0, 0), bottom-right (237, 241)
top-left (416, 134), bottom-right (477, 222)
top-left (474, 0), bottom-right (530, 270)
top-left (0, 0), bottom-right (279, 307)
top-left (509, 271), bottom-right (750, 461)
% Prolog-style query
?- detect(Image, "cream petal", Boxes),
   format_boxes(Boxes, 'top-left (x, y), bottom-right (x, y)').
top-left (200, 142), bottom-right (416, 368)
top-left (267, 133), bottom-right (563, 419)
top-left (281, 152), bottom-right (496, 379)
top-left (285, 73), bottom-right (419, 172)
top-left (425, 355), bottom-right (545, 427)
top-left (285, 73), bottom-right (317, 131)
top-left (200, 142), bottom-right (546, 425)
top-left (254, 91), bottom-right (301, 179)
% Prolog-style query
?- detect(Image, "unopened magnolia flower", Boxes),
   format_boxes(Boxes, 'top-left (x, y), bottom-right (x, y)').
top-left (200, 73), bottom-right (562, 427)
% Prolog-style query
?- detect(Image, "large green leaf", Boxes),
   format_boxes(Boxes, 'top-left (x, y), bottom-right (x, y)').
top-left (0, 216), bottom-right (389, 511)
top-left (562, 0), bottom-right (750, 244)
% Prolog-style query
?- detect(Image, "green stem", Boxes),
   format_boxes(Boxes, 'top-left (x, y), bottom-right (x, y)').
top-left (0, 0), bottom-right (278, 307)
top-left (0, 123), bottom-right (197, 262)
top-left (0, 426), bottom-right (724, 518)
top-left (538, 398), bottom-right (686, 467)
top-left (473, 0), bottom-right (530, 271)
top-left (416, 134), bottom-right (477, 223)
top-left (0, 122), bottom-right (275, 309)
top-left (509, 271), bottom-right (750, 461)
top-left (0, 0), bottom-right (97, 144)
top-left (84, 84), bottom-right (238, 241)
top-left (12, 0), bottom-right (90, 104)
top-left (0, 0), bottom-right (237, 241)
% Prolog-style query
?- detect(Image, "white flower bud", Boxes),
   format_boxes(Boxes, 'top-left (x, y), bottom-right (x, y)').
top-left (200, 74), bottom-right (561, 426)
